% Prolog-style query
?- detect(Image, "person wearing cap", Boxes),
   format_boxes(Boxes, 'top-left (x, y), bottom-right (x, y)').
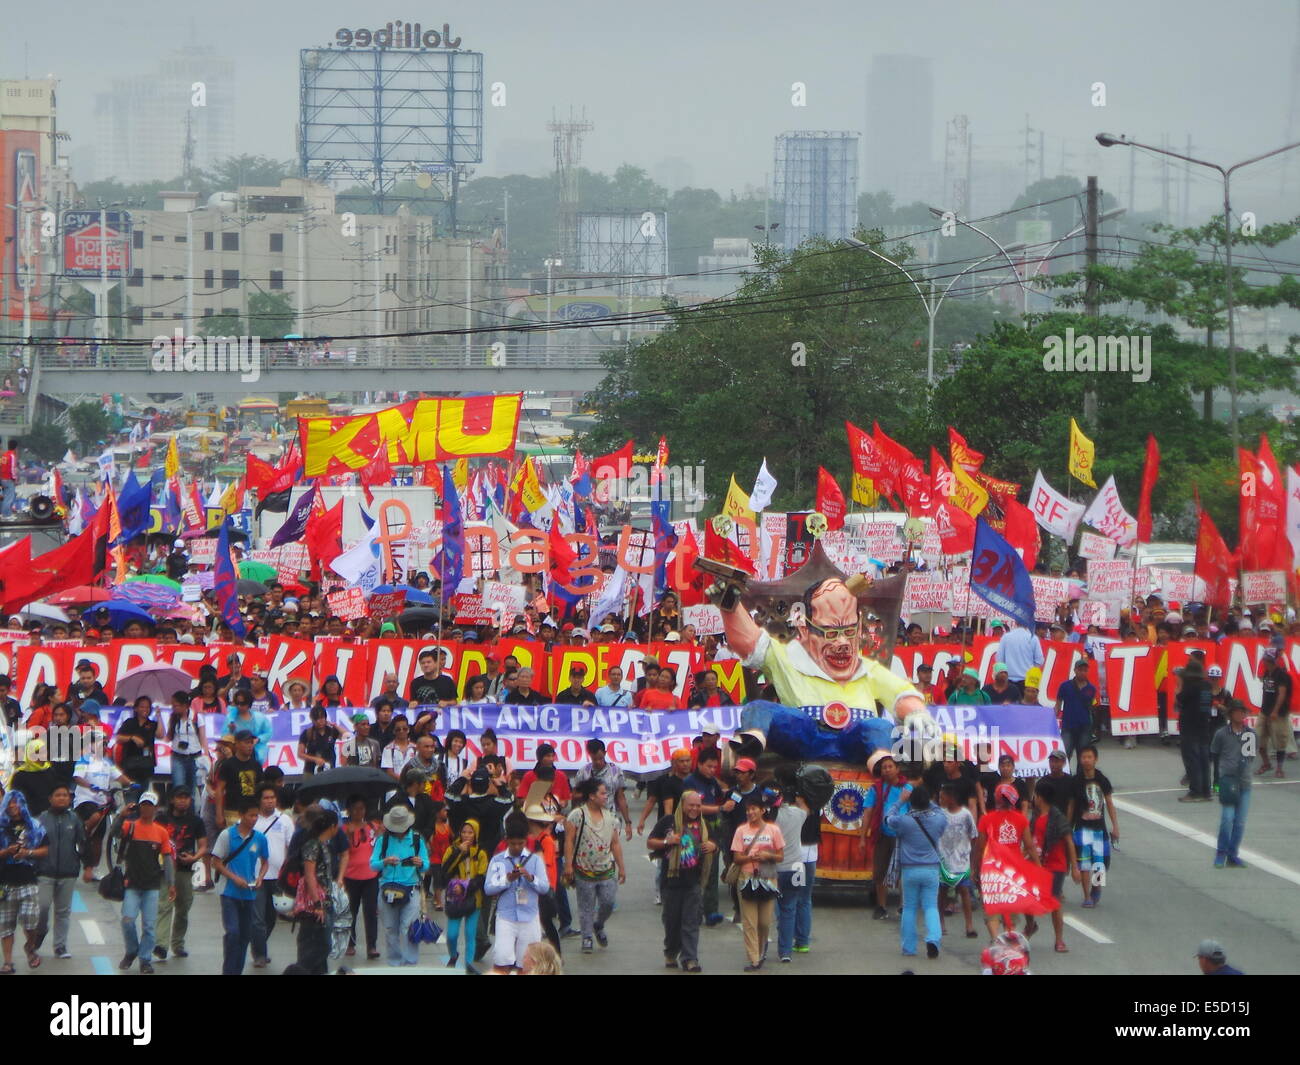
top-left (1036, 749), bottom-right (1072, 813)
top-left (1021, 666), bottom-right (1043, 707)
top-left (1054, 659), bottom-right (1097, 770)
top-left (485, 812), bottom-right (550, 973)
top-left (933, 657), bottom-right (965, 704)
top-left (1210, 701), bottom-right (1256, 868)
top-left (371, 803), bottom-right (429, 966)
top-left (1255, 649), bottom-right (1293, 777)
top-left (982, 663), bottom-right (1018, 705)
top-left (1195, 938), bottom-right (1243, 975)
top-left (214, 732), bottom-right (263, 828)
top-left (66, 659), bottom-right (107, 708)
top-left (247, 671), bottom-right (281, 715)
top-left (154, 787), bottom-right (206, 962)
top-left (111, 790), bottom-right (176, 975)
top-left (861, 753), bottom-right (914, 920)
top-left (950, 668), bottom-right (991, 705)
top-left (975, 781), bottom-right (1040, 938)
top-left (554, 663), bottom-right (596, 706)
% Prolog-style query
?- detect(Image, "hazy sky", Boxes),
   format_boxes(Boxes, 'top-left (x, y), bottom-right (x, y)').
top-left (5, 0), bottom-right (1298, 215)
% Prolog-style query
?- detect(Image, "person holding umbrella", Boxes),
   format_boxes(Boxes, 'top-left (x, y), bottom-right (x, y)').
top-left (114, 697), bottom-right (160, 789)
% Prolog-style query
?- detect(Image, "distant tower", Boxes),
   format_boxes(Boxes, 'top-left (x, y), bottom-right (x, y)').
top-left (548, 108), bottom-right (593, 262)
top-left (182, 109), bottom-right (196, 190)
top-left (865, 55), bottom-right (934, 198)
top-left (774, 131), bottom-right (860, 249)
top-left (942, 115), bottom-right (971, 217)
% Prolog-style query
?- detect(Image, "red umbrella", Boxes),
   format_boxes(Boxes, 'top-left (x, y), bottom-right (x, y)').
top-left (46, 586), bottom-right (113, 606)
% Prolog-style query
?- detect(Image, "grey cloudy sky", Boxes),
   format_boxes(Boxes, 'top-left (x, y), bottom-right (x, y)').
top-left (5, 0), bottom-right (1298, 214)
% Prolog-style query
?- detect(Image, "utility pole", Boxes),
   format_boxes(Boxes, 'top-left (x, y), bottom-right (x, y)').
top-left (1128, 147), bottom-right (1136, 213)
top-left (1182, 135), bottom-right (1193, 226)
top-left (1083, 176), bottom-right (1100, 428)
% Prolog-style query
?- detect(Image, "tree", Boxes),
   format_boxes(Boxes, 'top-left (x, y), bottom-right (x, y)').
top-left (1049, 216), bottom-right (1300, 421)
top-left (200, 155), bottom-right (295, 193)
top-left (246, 291), bottom-right (295, 340)
top-left (197, 312), bottom-right (245, 338)
top-left (580, 230), bottom-right (929, 510)
top-left (67, 402), bottom-right (110, 451)
top-left (24, 421), bottom-right (68, 463)
top-left (919, 309), bottom-right (1236, 541)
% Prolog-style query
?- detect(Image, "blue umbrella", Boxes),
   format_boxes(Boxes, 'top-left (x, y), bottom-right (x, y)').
top-left (370, 584), bottom-right (433, 606)
top-left (98, 599), bottom-right (156, 631)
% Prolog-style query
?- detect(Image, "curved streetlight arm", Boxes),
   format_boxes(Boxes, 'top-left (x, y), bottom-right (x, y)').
top-left (930, 210), bottom-right (1028, 297)
top-left (933, 250), bottom-right (1021, 317)
top-left (843, 237), bottom-right (929, 308)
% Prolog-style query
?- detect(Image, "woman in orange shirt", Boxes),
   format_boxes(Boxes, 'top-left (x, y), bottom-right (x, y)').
top-left (639, 668), bottom-right (682, 711)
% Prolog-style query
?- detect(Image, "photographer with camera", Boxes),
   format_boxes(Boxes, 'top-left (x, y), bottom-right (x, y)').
top-left (371, 804), bottom-right (428, 967)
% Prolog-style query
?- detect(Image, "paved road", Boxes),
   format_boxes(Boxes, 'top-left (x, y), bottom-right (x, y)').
top-left (15, 741), bottom-right (1299, 977)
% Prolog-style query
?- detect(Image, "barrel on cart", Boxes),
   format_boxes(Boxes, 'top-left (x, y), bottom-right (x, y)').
top-left (815, 763), bottom-right (876, 891)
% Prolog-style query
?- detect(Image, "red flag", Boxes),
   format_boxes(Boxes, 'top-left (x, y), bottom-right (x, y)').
top-left (0, 536), bottom-right (34, 611)
top-left (845, 421), bottom-right (891, 498)
top-left (815, 467), bottom-right (847, 530)
top-left (1136, 434), bottom-right (1160, 544)
top-left (872, 422), bottom-right (912, 505)
top-left (2, 525), bottom-right (100, 611)
top-left (1238, 448), bottom-right (1261, 570)
top-left (1195, 508), bottom-right (1234, 608)
top-left (1253, 434), bottom-right (1291, 572)
top-left (669, 526), bottom-right (707, 606)
top-left (979, 840), bottom-right (1061, 916)
top-left (592, 440), bottom-right (634, 485)
top-left (1002, 497), bottom-right (1041, 571)
top-left (305, 498), bottom-right (344, 577)
top-left (704, 520), bottom-right (756, 575)
top-left (948, 426), bottom-right (984, 474)
top-left (245, 454), bottom-right (278, 498)
top-left (548, 522), bottom-right (577, 586)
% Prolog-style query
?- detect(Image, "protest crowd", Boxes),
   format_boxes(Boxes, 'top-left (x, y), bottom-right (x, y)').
top-left (0, 403), bottom-right (1291, 976)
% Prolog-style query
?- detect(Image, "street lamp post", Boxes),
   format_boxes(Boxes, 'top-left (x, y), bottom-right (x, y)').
top-left (928, 206), bottom-right (1031, 311)
top-left (1025, 206), bottom-right (1126, 294)
top-left (844, 236), bottom-right (1024, 385)
top-left (1096, 133), bottom-right (1300, 448)
top-left (544, 257), bottom-right (562, 364)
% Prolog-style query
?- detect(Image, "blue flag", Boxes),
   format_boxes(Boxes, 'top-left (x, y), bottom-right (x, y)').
top-left (970, 518), bottom-right (1036, 629)
top-left (270, 483), bottom-right (317, 548)
top-left (113, 471), bottom-right (153, 545)
top-left (651, 500), bottom-right (677, 595)
top-left (432, 464), bottom-right (465, 587)
top-left (214, 519), bottom-right (247, 638)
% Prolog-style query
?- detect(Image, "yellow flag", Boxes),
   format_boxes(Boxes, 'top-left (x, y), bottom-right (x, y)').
top-left (219, 479), bottom-right (241, 517)
top-left (511, 456), bottom-right (547, 514)
top-left (850, 472), bottom-right (878, 507)
top-left (164, 436), bottom-right (180, 480)
top-left (951, 464), bottom-right (989, 517)
top-left (1069, 418), bottom-right (1097, 488)
top-left (106, 481), bottom-right (127, 583)
top-left (452, 457), bottom-right (469, 494)
top-left (723, 474), bottom-right (755, 523)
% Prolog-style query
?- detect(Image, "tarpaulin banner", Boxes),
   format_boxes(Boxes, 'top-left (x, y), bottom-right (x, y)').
top-left (300, 395), bottom-right (522, 477)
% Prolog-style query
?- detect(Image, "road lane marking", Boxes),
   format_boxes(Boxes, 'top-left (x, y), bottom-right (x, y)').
top-left (1063, 914), bottom-right (1114, 944)
top-left (1114, 797), bottom-right (1300, 889)
top-left (1118, 780), bottom-right (1300, 797)
top-left (79, 919), bottom-right (104, 945)
top-left (71, 891), bottom-right (87, 914)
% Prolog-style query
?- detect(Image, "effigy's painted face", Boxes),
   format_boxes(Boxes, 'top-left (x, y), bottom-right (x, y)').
top-left (799, 581), bottom-right (861, 683)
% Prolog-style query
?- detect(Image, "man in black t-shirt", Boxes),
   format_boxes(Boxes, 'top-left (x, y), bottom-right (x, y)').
top-left (503, 667), bottom-right (548, 705)
top-left (923, 758), bottom-right (981, 816)
top-left (555, 663), bottom-right (597, 705)
top-left (155, 788), bottom-right (207, 960)
top-left (1256, 651), bottom-right (1294, 774)
top-left (410, 651), bottom-right (458, 705)
top-left (215, 732), bottom-right (263, 825)
top-left (297, 707), bottom-right (342, 775)
top-left (1065, 745), bottom-right (1117, 908)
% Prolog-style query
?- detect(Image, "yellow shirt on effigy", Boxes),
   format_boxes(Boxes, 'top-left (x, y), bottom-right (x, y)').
top-left (744, 631), bottom-right (920, 713)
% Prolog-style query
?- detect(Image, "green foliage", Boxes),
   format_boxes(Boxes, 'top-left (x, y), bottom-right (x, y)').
top-left (24, 421), bottom-right (68, 463)
top-left (580, 233), bottom-right (929, 510)
top-left (67, 402), bottom-right (110, 451)
top-left (75, 155), bottom-right (295, 212)
top-left (197, 312), bottom-right (245, 337)
top-left (246, 291), bottom-right (295, 340)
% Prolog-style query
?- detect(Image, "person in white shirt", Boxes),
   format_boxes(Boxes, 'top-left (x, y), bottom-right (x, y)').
top-left (380, 715), bottom-right (418, 782)
top-left (595, 666), bottom-right (633, 707)
top-left (72, 751), bottom-right (132, 883)
top-left (250, 784), bottom-right (295, 969)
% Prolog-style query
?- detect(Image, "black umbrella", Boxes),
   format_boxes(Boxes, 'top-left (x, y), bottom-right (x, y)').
top-left (236, 578), bottom-right (268, 596)
top-left (294, 766), bottom-right (396, 806)
top-left (396, 607), bottom-right (440, 631)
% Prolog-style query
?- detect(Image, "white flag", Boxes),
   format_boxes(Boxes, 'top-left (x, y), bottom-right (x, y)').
top-left (590, 563), bottom-right (628, 626)
top-left (1081, 475), bottom-right (1138, 547)
top-left (330, 522), bottom-right (382, 592)
top-left (1286, 467), bottom-right (1300, 566)
top-left (1028, 469), bottom-right (1085, 540)
top-left (749, 458), bottom-right (778, 513)
top-left (205, 479), bottom-right (224, 508)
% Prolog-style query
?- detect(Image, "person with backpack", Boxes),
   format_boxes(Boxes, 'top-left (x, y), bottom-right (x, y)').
top-left (563, 777), bottom-right (626, 955)
top-left (885, 785), bottom-right (947, 960)
top-left (251, 785), bottom-right (295, 969)
top-left (211, 798), bottom-right (270, 975)
top-left (371, 804), bottom-right (428, 966)
top-left (441, 817), bottom-right (488, 972)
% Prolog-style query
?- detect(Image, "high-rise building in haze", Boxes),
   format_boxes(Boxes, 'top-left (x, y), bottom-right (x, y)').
top-left (773, 131), bottom-right (860, 249)
top-left (864, 54), bottom-right (935, 201)
top-left (89, 46), bottom-right (235, 183)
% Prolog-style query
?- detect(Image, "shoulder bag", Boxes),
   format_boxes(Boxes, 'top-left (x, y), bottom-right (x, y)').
top-left (377, 831), bottom-right (414, 907)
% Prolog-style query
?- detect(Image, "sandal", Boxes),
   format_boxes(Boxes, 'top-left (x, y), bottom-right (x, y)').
top-left (0, 963), bottom-right (14, 974)
top-left (683, 961), bottom-right (702, 973)
top-left (1055, 942), bottom-right (1069, 953)
top-left (25, 950), bottom-right (40, 969)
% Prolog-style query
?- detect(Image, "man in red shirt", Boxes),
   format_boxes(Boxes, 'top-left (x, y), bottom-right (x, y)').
top-left (0, 443), bottom-right (17, 518)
